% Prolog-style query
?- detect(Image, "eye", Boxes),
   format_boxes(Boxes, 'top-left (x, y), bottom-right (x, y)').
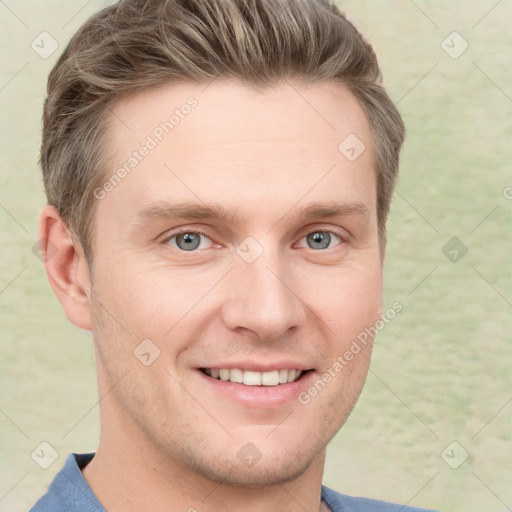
top-left (165, 231), bottom-right (214, 251)
top-left (297, 231), bottom-right (342, 250)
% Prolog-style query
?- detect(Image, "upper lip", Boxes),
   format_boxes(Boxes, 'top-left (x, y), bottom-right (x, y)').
top-left (198, 360), bottom-right (313, 372)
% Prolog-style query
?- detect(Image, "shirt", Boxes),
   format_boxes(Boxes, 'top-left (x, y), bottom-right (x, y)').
top-left (29, 453), bottom-right (437, 512)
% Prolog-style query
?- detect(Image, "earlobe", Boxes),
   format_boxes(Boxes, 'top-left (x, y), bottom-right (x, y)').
top-left (37, 205), bottom-right (93, 331)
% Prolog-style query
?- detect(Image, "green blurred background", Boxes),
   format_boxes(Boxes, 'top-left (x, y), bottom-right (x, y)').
top-left (1, 1), bottom-right (510, 510)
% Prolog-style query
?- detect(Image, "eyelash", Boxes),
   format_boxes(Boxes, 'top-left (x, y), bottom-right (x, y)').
top-left (163, 229), bottom-right (214, 251)
top-left (162, 227), bottom-right (346, 252)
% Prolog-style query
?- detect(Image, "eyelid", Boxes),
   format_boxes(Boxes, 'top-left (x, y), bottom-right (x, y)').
top-left (297, 223), bottom-right (350, 241)
top-left (162, 227), bottom-right (218, 249)
top-left (162, 226), bottom-right (210, 240)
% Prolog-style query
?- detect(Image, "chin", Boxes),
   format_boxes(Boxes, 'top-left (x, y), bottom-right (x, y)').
top-left (161, 420), bottom-right (338, 489)
top-left (185, 446), bottom-right (316, 488)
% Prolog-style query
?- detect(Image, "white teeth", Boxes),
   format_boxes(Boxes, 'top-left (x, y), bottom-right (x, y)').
top-left (204, 368), bottom-right (303, 386)
top-left (243, 370), bottom-right (261, 386)
top-left (230, 368), bottom-right (243, 383)
top-left (261, 370), bottom-right (279, 386)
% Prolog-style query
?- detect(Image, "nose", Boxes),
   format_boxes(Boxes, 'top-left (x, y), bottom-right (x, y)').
top-left (221, 249), bottom-right (307, 342)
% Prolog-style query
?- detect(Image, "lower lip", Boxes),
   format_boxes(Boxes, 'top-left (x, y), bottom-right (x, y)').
top-left (195, 370), bottom-right (315, 409)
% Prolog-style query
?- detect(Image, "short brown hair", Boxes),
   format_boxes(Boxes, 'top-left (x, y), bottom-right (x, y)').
top-left (41, 0), bottom-right (405, 261)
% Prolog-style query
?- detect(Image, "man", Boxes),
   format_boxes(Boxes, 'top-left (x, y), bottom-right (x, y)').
top-left (30, 0), bottom-right (435, 510)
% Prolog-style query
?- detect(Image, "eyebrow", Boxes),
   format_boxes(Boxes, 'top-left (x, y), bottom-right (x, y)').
top-left (133, 199), bottom-right (370, 227)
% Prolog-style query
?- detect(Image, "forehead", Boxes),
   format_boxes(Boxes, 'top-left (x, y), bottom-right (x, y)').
top-left (98, 79), bottom-right (376, 228)
top-left (108, 79), bottom-right (371, 156)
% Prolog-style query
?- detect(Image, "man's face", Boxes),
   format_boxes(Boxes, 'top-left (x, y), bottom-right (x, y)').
top-left (88, 80), bottom-right (383, 486)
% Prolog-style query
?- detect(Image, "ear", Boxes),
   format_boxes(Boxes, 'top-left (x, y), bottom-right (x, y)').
top-left (37, 205), bottom-right (93, 331)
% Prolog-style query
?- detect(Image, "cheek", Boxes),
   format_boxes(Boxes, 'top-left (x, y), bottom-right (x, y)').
top-left (343, 272), bottom-right (382, 329)
top-left (92, 244), bottom-right (382, 355)
top-left (93, 258), bottom-right (224, 345)
top-left (298, 260), bottom-right (383, 338)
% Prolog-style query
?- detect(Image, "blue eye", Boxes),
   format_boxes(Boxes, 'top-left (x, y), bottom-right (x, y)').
top-left (302, 231), bottom-right (341, 250)
top-left (164, 229), bottom-right (342, 253)
top-left (166, 232), bottom-right (213, 251)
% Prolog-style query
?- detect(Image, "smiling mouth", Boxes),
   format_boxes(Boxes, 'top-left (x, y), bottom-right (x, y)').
top-left (200, 368), bottom-right (310, 386)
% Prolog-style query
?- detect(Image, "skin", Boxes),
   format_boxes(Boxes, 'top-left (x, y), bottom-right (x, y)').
top-left (39, 79), bottom-right (384, 512)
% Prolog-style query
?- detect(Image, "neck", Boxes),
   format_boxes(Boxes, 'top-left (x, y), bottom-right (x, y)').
top-left (83, 438), bottom-right (328, 512)
top-left (83, 375), bottom-right (328, 512)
